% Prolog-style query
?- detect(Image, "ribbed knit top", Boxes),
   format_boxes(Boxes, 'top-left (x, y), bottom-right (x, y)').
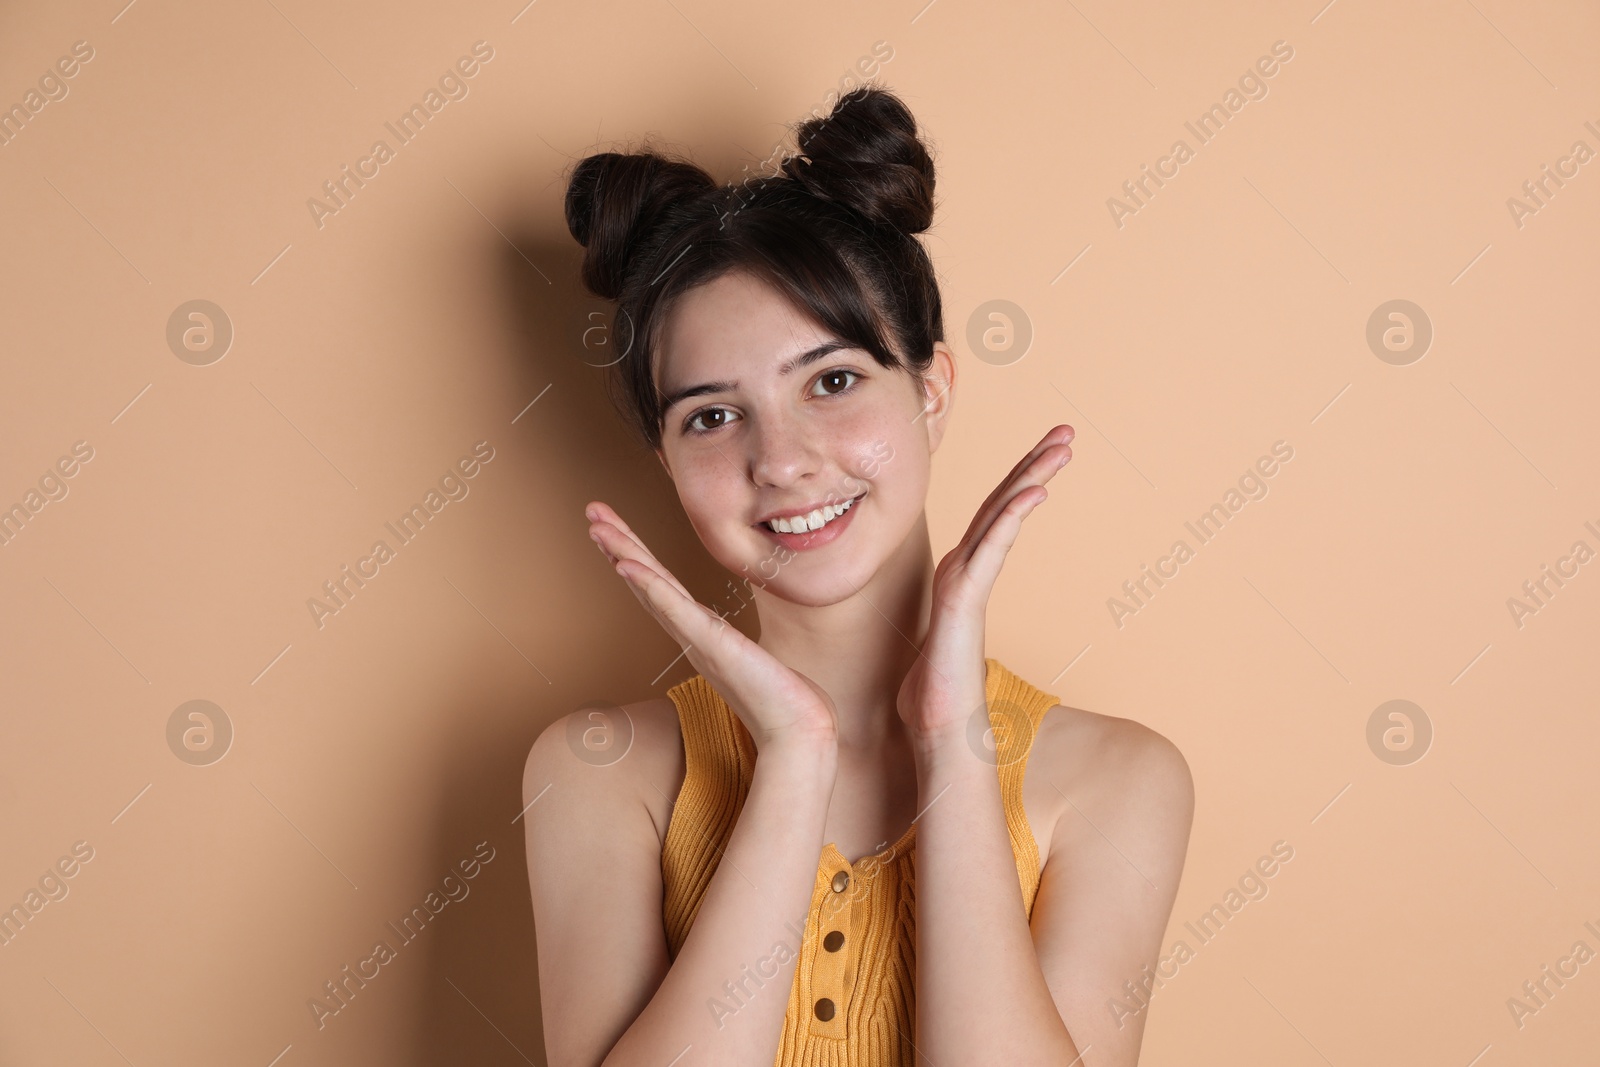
top-left (660, 657), bottom-right (1062, 1065)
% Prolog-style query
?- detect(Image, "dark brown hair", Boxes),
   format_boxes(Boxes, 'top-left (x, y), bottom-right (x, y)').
top-left (562, 85), bottom-right (943, 450)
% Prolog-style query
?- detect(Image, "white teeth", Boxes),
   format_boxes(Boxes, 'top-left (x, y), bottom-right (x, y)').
top-left (768, 495), bottom-right (857, 534)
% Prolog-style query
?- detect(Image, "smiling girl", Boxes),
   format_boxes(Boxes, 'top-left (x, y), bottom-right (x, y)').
top-left (522, 85), bottom-right (1194, 1067)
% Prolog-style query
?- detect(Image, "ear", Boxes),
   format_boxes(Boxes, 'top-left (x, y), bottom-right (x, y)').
top-left (919, 342), bottom-right (957, 453)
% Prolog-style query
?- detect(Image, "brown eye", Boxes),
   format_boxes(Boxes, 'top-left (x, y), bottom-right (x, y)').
top-left (685, 406), bottom-right (737, 434)
top-left (813, 369), bottom-right (860, 397)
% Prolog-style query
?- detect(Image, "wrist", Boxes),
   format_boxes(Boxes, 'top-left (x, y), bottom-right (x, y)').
top-left (912, 728), bottom-right (989, 777)
top-left (757, 732), bottom-right (839, 780)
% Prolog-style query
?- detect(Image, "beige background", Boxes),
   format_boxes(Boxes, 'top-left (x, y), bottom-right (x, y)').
top-left (2, 0), bottom-right (1597, 1063)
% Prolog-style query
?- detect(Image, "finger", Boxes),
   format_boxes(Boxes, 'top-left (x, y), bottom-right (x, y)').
top-left (961, 484), bottom-right (1049, 597)
top-left (588, 504), bottom-right (745, 672)
top-left (590, 505), bottom-right (694, 603)
top-left (587, 505), bottom-right (767, 691)
top-left (613, 558), bottom-right (741, 671)
top-left (587, 502), bottom-right (695, 601)
top-left (612, 557), bottom-right (711, 644)
top-left (975, 425), bottom-right (1074, 515)
top-left (954, 435), bottom-right (1071, 567)
top-left (593, 524), bottom-right (688, 612)
top-left (956, 427), bottom-right (1073, 547)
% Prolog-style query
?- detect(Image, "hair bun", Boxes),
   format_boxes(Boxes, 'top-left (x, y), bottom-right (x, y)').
top-left (564, 150), bottom-right (715, 300)
top-left (781, 86), bottom-right (936, 236)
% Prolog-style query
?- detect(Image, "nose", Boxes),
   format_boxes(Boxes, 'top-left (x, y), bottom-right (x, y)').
top-left (748, 411), bottom-right (821, 489)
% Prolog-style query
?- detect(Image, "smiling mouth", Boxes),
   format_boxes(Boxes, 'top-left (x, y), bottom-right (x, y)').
top-left (758, 492), bottom-right (866, 535)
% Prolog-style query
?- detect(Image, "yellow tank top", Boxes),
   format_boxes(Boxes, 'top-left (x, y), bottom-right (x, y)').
top-left (661, 657), bottom-right (1062, 1065)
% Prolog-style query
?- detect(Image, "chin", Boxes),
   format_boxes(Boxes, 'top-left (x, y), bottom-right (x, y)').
top-left (754, 566), bottom-right (877, 608)
top-left (721, 541), bottom-right (873, 605)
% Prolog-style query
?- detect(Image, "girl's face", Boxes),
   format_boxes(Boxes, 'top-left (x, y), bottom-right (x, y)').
top-left (653, 269), bottom-right (955, 607)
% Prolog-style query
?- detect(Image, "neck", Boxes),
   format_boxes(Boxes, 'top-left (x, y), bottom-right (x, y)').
top-left (750, 512), bottom-right (935, 751)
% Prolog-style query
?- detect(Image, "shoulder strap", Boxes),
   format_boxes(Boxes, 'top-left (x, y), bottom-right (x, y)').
top-left (659, 673), bottom-right (755, 960)
top-left (984, 657), bottom-right (1063, 916)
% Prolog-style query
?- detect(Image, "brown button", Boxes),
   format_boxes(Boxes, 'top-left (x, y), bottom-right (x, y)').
top-left (831, 871), bottom-right (849, 893)
top-left (824, 930), bottom-right (845, 952)
top-left (814, 997), bottom-right (835, 1021)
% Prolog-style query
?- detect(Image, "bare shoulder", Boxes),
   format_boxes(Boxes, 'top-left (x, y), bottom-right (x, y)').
top-left (522, 694), bottom-right (686, 846)
top-left (520, 697), bottom-right (689, 1065)
top-left (1027, 703), bottom-right (1195, 865)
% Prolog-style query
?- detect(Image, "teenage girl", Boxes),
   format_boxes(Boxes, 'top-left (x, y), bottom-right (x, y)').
top-left (523, 85), bottom-right (1194, 1067)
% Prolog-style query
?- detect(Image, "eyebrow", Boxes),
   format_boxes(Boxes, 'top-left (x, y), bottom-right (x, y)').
top-left (658, 339), bottom-right (856, 418)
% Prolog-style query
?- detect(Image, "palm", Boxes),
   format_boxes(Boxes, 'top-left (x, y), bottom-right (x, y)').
top-left (895, 425), bottom-right (1075, 743)
top-left (587, 501), bottom-right (839, 750)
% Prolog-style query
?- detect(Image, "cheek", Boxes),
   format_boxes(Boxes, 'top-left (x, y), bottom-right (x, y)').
top-left (839, 407), bottom-right (924, 496)
top-left (834, 391), bottom-right (919, 482)
top-left (865, 443), bottom-right (928, 521)
top-left (671, 450), bottom-right (750, 544)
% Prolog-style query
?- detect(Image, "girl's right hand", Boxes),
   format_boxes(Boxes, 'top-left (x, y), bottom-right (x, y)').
top-left (586, 500), bottom-right (839, 758)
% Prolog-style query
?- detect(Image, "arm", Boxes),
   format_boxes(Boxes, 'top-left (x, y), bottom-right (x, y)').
top-left (524, 714), bottom-right (837, 1067)
top-left (895, 422), bottom-right (1083, 1062)
top-left (899, 422), bottom-right (1191, 1061)
top-left (1028, 721), bottom-right (1195, 1065)
top-left (913, 718), bottom-right (1193, 1065)
top-left (896, 422), bottom-right (1081, 1062)
top-left (526, 498), bottom-right (849, 1063)
top-left (912, 731), bottom-right (1083, 1064)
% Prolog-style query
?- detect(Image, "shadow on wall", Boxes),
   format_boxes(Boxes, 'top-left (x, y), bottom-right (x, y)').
top-left (386, 205), bottom-right (749, 1064)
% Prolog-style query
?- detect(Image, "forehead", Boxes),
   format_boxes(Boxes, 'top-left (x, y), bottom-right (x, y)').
top-left (655, 271), bottom-right (828, 389)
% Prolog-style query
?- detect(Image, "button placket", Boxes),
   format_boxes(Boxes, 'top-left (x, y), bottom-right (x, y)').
top-left (808, 860), bottom-right (856, 1037)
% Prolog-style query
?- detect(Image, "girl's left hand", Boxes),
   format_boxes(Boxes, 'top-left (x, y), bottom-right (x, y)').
top-left (896, 424), bottom-right (1075, 751)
